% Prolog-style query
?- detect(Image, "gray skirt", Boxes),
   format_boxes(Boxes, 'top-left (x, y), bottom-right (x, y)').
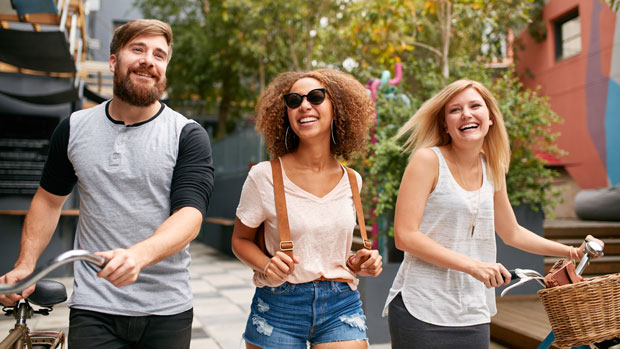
top-left (388, 293), bottom-right (490, 349)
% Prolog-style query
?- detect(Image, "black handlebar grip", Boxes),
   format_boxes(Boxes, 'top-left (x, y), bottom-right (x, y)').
top-left (502, 269), bottom-right (518, 282)
top-left (509, 269), bottom-right (518, 280)
top-left (100, 258), bottom-right (110, 269)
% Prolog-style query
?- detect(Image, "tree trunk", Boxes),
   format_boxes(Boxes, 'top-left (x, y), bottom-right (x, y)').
top-left (216, 82), bottom-right (230, 139)
top-left (259, 60), bottom-right (265, 95)
top-left (439, 0), bottom-right (451, 78)
top-left (305, 36), bottom-right (313, 71)
top-left (288, 28), bottom-right (301, 71)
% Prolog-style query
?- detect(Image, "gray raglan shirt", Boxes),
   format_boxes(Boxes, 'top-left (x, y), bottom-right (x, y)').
top-left (40, 101), bottom-right (214, 316)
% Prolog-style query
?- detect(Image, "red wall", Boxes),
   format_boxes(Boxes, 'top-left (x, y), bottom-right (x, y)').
top-left (515, 0), bottom-right (616, 189)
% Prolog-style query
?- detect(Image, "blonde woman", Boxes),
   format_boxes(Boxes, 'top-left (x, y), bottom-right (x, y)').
top-left (383, 79), bottom-right (603, 348)
top-left (232, 69), bottom-right (383, 348)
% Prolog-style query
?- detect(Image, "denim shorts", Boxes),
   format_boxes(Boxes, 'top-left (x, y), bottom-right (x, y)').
top-left (243, 281), bottom-right (368, 348)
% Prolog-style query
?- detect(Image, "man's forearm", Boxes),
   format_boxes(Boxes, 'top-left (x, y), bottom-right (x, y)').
top-left (15, 187), bottom-right (67, 270)
top-left (130, 206), bottom-right (203, 268)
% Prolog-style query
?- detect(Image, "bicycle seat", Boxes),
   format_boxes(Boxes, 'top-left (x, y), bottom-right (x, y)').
top-left (27, 280), bottom-right (67, 307)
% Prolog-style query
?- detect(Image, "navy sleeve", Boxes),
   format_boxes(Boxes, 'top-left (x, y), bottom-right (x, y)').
top-left (39, 117), bottom-right (77, 196)
top-left (170, 123), bottom-right (214, 217)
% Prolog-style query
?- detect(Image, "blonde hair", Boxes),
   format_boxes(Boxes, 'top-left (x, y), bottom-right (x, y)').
top-left (396, 79), bottom-right (510, 189)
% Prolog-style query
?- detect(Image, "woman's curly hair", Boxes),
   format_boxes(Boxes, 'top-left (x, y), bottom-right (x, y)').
top-left (255, 69), bottom-right (375, 160)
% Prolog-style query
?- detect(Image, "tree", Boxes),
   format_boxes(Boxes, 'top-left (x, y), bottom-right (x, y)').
top-left (346, 0), bottom-right (564, 248)
top-left (343, 0), bottom-right (538, 79)
top-left (133, 0), bottom-right (354, 138)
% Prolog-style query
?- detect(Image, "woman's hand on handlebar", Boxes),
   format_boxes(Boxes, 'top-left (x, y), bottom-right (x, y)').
top-left (578, 235), bottom-right (605, 259)
top-left (263, 251), bottom-right (300, 284)
top-left (469, 261), bottom-right (512, 288)
top-left (0, 267), bottom-right (35, 306)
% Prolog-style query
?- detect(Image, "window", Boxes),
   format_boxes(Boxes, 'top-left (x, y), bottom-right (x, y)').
top-left (555, 10), bottom-right (581, 60)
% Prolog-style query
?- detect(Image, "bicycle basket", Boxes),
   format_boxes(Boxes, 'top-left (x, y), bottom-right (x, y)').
top-left (537, 273), bottom-right (620, 347)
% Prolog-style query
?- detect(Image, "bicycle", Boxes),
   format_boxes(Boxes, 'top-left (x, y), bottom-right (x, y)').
top-left (502, 240), bottom-right (620, 349)
top-left (0, 250), bottom-right (107, 349)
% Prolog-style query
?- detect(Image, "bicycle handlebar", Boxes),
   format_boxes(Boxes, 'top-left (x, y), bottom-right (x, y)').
top-left (500, 240), bottom-right (604, 297)
top-left (0, 250), bottom-right (108, 295)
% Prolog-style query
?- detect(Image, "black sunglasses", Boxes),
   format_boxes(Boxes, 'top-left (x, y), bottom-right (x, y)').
top-left (283, 88), bottom-right (327, 109)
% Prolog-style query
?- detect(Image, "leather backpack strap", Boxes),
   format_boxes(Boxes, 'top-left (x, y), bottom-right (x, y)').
top-left (270, 159), bottom-right (294, 258)
top-left (345, 167), bottom-right (372, 249)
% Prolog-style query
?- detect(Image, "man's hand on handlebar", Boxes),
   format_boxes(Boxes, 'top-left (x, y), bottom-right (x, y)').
top-left (96, 249), bottom-right (145, 287)
top-left (0, 266), bottom-right (35, 306)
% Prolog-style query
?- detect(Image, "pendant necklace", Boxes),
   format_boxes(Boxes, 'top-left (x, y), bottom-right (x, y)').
top-left (454, 156), bottom-right (481, 237)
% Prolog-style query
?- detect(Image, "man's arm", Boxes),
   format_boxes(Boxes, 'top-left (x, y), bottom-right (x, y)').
top-left (97, 122), bottom-right (214, 287)
top-left (96, 206), bottom-right (203, 287)
top-left (0, 187), bottom-right (69, 304)
top-left (0, 116), bottom-right (76, 305)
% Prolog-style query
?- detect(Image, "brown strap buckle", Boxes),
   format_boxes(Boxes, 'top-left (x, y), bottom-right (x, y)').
top-left (363, 240), bottom-right (372, 249)
top-left (280, 241), bottom-right (294, 251)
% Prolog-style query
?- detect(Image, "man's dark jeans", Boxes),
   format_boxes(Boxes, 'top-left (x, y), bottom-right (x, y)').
top-left (68, 308), bottom-right (193, 349)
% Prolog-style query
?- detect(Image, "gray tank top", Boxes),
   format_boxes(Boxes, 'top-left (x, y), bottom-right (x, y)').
top-left (383, 146), bottom-right (497, 326)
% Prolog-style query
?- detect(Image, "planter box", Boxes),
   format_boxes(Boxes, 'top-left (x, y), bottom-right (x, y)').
top-left (495, 203), bottom-right (545, 296)
top-left (357, 262), bottom-right (400, 345)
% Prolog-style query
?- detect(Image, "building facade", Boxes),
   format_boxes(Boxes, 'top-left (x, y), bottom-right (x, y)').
top-left (515, 0), bottom-right (619, 189)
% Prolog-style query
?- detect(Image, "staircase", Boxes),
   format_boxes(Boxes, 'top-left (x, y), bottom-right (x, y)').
top-left (490, 218), bottom-right (620, 348)
top-left (543, 218), bottom-right (620, 276)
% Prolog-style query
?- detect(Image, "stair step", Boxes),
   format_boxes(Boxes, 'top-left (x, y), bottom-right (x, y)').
top-left (552, 239), bottom-right (620, 255)
top-left (544, 219), bottom-right (620, 239)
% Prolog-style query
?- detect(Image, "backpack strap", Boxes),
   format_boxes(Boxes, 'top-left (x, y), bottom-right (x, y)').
top-left (270, 159), bottom-right (294, 258)
top-left (345, 167), bottom-right (372, 249)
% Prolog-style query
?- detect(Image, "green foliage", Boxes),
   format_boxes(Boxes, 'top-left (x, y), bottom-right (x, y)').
top-left (493, 70), bottom-right (565, 212)
top-left (605, 0), bottom-right (620, 13)
top-left (528, 0), bottom-right (547, 43)
top-left (132, 0), bottom-right (358, 138)
top-left (356, 91), bottom-right (418, 227)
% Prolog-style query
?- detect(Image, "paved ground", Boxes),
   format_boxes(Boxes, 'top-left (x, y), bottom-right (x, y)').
top-left (0, 242), bottom-right (391, 348)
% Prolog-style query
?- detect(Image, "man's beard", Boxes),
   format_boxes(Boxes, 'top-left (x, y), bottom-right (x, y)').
top-left (113, 62), bottom-right (167, 107)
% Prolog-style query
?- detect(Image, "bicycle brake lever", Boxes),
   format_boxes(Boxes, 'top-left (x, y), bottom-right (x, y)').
top-left (501, 278), bottom-right (530, 297)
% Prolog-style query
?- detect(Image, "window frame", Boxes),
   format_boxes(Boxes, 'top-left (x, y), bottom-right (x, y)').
top-left (554, 9), bottom-right (581, 61)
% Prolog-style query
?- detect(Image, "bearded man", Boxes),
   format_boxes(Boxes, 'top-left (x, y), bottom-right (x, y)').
top-left (0, 19), bottom-right (214, 349)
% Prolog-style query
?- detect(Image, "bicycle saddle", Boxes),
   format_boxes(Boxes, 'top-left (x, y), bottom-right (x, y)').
top-left (27, 279), bottom-right (67, 307)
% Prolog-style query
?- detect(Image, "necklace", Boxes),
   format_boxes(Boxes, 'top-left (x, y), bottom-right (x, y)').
top-left (452, 155), bottom-right (482, 237)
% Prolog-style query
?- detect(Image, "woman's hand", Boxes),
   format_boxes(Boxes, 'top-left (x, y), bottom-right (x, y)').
top-left (263, 251), bottom-right (300, 284)
top-left (469, 261), bottom-right (512, 288)
top-left (349, 249), bottom-right (383, 277)
top-left (577, 235), bottom-right (605, 259)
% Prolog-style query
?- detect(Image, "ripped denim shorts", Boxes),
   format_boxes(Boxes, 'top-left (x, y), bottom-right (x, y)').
top-left (243, 280), bottom-right (368, 348)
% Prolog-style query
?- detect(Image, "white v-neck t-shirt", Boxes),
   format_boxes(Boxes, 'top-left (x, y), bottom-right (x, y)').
top-left (236, 159), bottom-right (361, 288)
top-left (383, 147), bottom-right (497, 326)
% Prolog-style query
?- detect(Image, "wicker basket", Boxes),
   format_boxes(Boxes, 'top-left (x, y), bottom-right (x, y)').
top-left (537, 273), bottom-right (620, 347)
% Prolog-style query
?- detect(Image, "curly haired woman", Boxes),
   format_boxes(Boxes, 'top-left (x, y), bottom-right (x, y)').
top-left (231, 69), bottom-right (383, 348)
